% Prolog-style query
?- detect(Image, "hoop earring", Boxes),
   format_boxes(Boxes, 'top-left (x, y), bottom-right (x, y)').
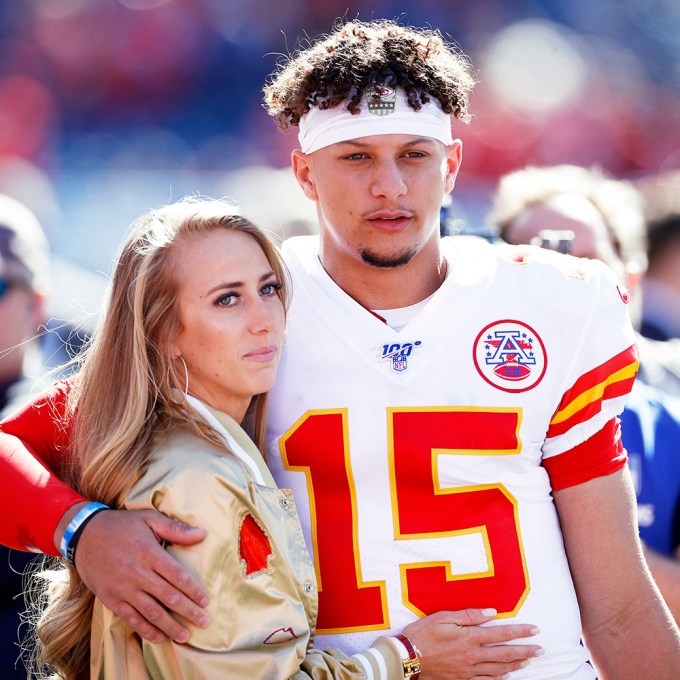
top-left (177, 355), bottom-right (189, 395)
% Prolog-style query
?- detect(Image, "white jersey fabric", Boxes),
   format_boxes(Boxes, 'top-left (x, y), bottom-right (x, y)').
top-left (266, 235), bottom-right (638, 679)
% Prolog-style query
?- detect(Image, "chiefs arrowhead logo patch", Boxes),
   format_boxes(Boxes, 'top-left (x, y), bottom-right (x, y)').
top-left (239, 513), bottom-right (273, 577)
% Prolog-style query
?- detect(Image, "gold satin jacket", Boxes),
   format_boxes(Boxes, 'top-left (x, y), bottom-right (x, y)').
top-left (90, 404), bottom-right (403, 679)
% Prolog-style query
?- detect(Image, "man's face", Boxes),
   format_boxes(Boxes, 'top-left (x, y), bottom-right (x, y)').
top-left (504, 196), bottom-right (626, 283)
top-left (292, 133), bottom-right (461, 272)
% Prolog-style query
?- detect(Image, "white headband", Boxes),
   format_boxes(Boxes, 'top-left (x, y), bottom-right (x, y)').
top-left (298, 86), bottom-right (454, 154)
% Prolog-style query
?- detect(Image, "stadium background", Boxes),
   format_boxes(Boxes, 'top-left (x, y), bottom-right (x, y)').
top-left (0, 0), bottom-right (679, 321)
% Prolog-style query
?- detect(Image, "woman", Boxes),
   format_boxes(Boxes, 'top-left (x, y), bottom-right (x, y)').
top-left (30, 198), bottom-right (410, 679)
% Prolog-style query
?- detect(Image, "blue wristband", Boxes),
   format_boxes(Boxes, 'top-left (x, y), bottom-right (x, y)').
top-left (59, 501), bottom-right (109, 567)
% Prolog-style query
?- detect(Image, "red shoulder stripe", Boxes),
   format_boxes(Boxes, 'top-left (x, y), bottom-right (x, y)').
top-left (546, 345), bottom-right (638, 439)
top-left (543, 417), bottom-right (627, 491)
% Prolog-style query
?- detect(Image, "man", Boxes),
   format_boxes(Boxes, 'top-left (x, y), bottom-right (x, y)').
top-left (0, 193), bottom-right (51, 678)
top-left (1, 20), bottom-right (679, 679)
top-left (490, 162), bottom-right (680, 622)
top-left (641, 205), bottom-right (680, 341)
top-left (0, 193), bottom-right (50, 414)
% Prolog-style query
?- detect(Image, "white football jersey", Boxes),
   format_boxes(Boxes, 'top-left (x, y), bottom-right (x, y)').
top-left (266, 235), bottom-right (638, 679)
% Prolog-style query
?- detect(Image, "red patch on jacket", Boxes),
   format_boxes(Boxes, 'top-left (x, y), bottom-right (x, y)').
top-left (239, 513), bottom-right (272, 575)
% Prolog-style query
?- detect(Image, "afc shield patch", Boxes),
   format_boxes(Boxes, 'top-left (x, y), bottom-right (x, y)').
top-left (473, 320), bottom-right (547, 393)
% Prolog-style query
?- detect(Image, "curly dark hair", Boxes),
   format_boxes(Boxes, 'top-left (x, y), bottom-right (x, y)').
top-left (263, 19), bottom-right (476, 131)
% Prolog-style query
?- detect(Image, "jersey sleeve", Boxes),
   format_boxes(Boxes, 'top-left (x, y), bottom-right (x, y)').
top-left (543, 416), bottom-right (627, 491)
top-left (0, 379), bottom-right (83, 554)
top-left (542, 259), bottom-right (638, 486)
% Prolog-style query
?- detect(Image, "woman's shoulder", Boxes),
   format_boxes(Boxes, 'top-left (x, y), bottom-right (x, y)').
top-left (130, 426), bottom-right (248, 501)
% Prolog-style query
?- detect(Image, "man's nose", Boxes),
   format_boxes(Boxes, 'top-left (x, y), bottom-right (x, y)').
top-left (370, 159), bottom-right (407, 200)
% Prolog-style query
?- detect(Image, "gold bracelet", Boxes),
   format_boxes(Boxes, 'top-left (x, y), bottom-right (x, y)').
top-left (395, 633), bottom-right (421, 679)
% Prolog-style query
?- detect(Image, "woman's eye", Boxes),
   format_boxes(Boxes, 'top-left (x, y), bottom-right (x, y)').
top-left (261, 282), bottom-right (281, 296)
top-left (216, 293), bottom-right (237, 307)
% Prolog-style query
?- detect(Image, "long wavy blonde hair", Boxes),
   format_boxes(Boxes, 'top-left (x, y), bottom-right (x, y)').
top-left (30, 197), bottom-right (289, 679)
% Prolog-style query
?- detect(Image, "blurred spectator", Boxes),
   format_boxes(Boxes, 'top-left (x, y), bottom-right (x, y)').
top-left (637, 171), bottom-right (680, 342)
top-left (641, 212), bottom-right (680, 341)
top-left (0, 193), bottom-right (50, 414)
top-left (489, 163), bottom-right (680, 396)
top-left (1, 1), bottom-right (679, 283)
top-left (623, 380), bottom-right (680, 622)
top-left (488, 164), bottom-right (680, 622)
top-left (0, 192), bottom-right (51, 677)
top-left (215, 164), bottom-right (318, 240)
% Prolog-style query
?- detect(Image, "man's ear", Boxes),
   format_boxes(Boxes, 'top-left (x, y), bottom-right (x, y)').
top-left (29, 291), bottom-right (45, 330)
top-left (444, 139), bottom-right (463, 195)
top-left (291, 150), bottom-right (319, 201)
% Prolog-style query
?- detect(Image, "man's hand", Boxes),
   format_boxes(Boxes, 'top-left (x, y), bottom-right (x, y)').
top-left (403, 609), bottom-right (543, 680)
top-left (74, 508), bottom-right (210, 643)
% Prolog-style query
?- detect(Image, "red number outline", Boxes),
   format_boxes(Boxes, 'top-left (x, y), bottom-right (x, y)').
top-left (280, 409), bottom-right (389, 633)
top-left (389, 407), bottom-right (530, 619)
top-left (280, 407), bottom-right (530, 632)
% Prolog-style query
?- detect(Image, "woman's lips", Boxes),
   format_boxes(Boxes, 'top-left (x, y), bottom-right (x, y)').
top-left (244, 345), bottom-right (278, 362)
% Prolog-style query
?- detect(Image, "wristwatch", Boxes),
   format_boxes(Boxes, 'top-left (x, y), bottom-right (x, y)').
top-left (394, 633), bottom-right (421, 680)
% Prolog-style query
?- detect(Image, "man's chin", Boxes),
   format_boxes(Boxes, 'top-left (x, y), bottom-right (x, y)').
top-left (360, 248), bottom-right (416, 269)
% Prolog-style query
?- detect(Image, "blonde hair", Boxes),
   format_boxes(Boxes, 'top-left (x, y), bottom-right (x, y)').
top-left (30, 196), bottom-right (289, 679)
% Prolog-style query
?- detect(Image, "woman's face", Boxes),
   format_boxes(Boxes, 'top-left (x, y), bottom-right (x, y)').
top-left (171, 228), bottom-right (285, 422)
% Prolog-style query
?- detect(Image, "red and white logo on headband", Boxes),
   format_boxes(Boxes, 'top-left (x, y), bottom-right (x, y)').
top-left (473, 319), bottom-right (547, 392)
top-left (298, 86), bottom-right (454, 153)
top-left (366, 85), bottom-right (397, 116)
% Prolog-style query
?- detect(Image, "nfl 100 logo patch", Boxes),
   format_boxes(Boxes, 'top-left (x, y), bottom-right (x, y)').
top-left (473, 320), bottom-right (547, 392)
top-left (380, 340), bottom-right (422, 372)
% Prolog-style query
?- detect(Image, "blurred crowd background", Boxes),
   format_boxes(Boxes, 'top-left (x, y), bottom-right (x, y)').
top-left (2, 2), bottom-right (680, 675)
top-left (1, 0), bottom-right (680, 328)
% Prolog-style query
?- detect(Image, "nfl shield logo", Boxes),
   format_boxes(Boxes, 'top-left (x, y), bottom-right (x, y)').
top-left (392, 355), bottom-right (408, 372)
top-left (379, 340), bottom-right (422, 373)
